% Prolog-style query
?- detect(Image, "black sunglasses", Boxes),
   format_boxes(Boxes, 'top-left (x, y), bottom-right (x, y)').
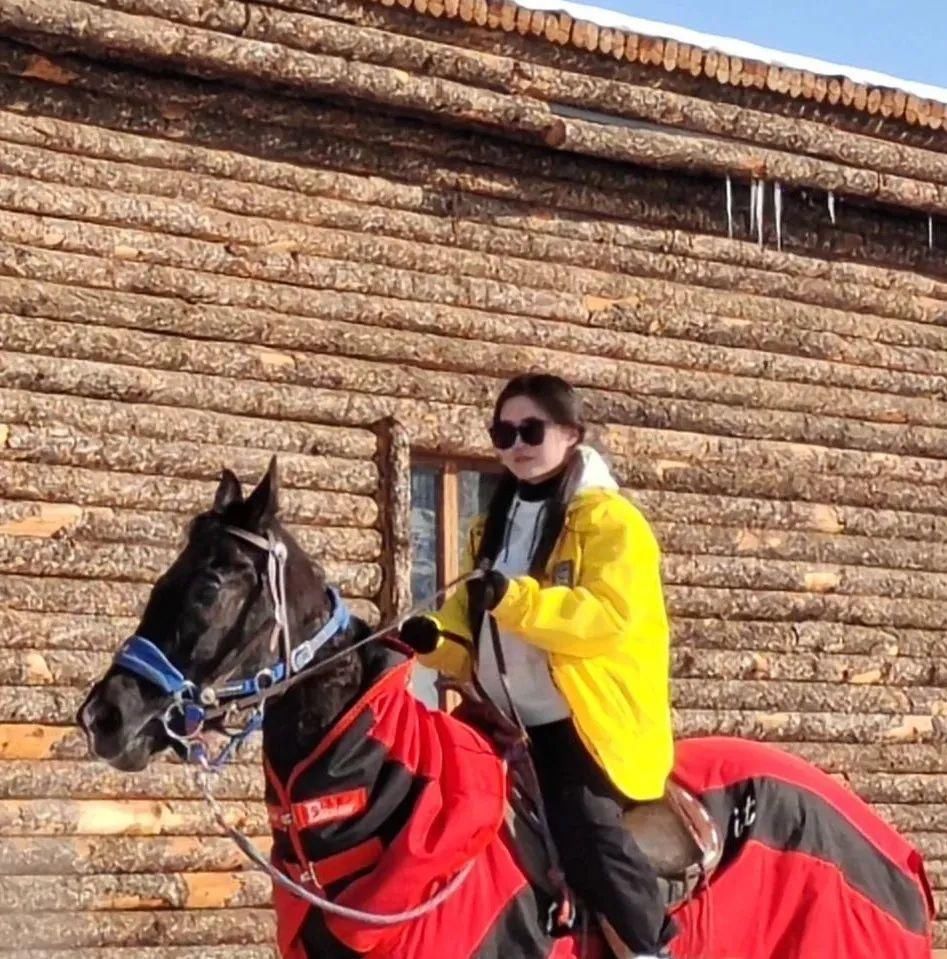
top-left (488, 417), bottom-right (548, 450)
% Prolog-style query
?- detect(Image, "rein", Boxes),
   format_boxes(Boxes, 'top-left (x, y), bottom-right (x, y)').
top-left (112, 522), bottom-right (482, 926)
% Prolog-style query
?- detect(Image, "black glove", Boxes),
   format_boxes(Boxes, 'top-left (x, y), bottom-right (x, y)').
top-left (398, 616), bottom-right (440, 654)
top-left (467, 568), bottom-right (509, 614)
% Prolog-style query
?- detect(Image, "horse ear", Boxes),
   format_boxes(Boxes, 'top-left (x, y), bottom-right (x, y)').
top-left (213, 469), bottom-right (243, 513)
top-left (244, 456), bottom-right (279, 529)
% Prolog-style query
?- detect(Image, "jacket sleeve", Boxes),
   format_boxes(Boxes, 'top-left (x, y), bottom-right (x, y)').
top-left (419, 524), bottom-right (477, 679)
top-left (492, 497), bottom-right (666, 658)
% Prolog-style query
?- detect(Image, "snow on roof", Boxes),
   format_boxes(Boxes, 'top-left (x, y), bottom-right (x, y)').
top-left (514, 0), bottom-right (947, 106)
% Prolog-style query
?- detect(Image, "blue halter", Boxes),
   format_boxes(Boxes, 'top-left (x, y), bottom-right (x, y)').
top-left (114, 585), bottom-right (351, 766)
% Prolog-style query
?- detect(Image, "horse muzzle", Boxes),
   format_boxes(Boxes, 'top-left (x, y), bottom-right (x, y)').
top-left (77, 674), bottom-right (165, 770)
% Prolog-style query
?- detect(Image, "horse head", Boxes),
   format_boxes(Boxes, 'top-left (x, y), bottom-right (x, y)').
top-left (77, 458), bottom-right (359, 771)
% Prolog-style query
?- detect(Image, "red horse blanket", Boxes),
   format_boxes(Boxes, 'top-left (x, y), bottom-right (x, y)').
top-left (264, 648), bottom-right (590, 959)
top-left (265, 648), bottom-right (932, 959)
top-left (669, 736), bottom-right (934, 959)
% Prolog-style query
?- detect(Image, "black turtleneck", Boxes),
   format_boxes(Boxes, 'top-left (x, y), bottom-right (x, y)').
top-left (517, 468), bottom-right (564, 502)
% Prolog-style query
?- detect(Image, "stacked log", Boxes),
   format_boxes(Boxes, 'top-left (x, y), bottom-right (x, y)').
top-left (0, 38), bottom-right (393, 948)
top-left (321, 0), bottom-right (947, 140)
top-left (0, 6), bottom-right (945, 953)
top-left (2, 0), bottom-right (946, 216)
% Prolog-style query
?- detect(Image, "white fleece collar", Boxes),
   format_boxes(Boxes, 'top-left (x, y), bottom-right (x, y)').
top-left (573, 444), bottom-right (619, 493)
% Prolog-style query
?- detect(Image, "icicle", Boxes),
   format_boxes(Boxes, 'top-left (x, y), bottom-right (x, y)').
top-left (756, 178), bottom-right (765, 249)
top-left (774, 181), bottom-right (783, 251)
top-left (749, 180), bottom-right (757, 235)
top-left (726, 175), bottom-right (734, 239)
top-left (828, 190), bottom-right (837, 225)
top-left (929, 215), bottom-right (935, 250)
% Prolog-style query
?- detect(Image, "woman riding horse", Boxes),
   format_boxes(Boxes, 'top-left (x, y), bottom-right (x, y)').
top-left (77, 417), bottom-right (935, 959)
top-left (400, 373), bottom-right (674, 959)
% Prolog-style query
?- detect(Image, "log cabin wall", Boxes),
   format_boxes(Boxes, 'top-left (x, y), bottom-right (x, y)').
top-left (0, 0), bottom-right (946, 953)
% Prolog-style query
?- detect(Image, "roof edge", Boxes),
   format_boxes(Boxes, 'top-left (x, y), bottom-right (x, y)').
top-left (369, 0), bottom-right (946, 129)
top-left (514, 0), bottom-right (947, 107)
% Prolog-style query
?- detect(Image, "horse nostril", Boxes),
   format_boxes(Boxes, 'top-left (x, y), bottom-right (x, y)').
top-left (82, 698), bottom-right (123, 738)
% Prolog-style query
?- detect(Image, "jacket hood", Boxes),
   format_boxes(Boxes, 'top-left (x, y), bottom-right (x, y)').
top-left (573, 444), bottom-right (619, 494)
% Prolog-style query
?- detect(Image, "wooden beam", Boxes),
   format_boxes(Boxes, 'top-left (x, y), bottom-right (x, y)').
top-left (0, 537), bottom-right (382, 597)
top-left (10, 290), bottom-right (947, 463)
top-left (0, 908), bottom-right (276, 949)
top-left (0, 499), bottom-right (381, 561)
top-left (0, 834), bottom-right (270, 875)
top-left (0, 797), bottom-right (268, 836)
top-left (0, 45), bottom-right (943, 287)
top-left (413, 451), bottom-right (497, 473)
top-left (375, 416), bottom-right (412, 621)
top-left (435, 462), bottom-right (462, 711)
top-left (0, 759), bottom-right (262, 800)
top-left (2, 0), bottom-right (946, 215)
top-left (1, 869), bottom-right (272, 911)
top-left (436, 462), bottom-right (461, 589)
top-left (0, 422), bottom-right (378, 495)
top-left (92, 0), bottom-right (947, 187)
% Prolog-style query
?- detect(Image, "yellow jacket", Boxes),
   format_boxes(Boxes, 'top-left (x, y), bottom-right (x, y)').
top-left (421, 474), bottom-right (673, 801)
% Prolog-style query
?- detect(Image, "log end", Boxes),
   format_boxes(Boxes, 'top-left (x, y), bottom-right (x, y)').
top-left (810, 504), bottom-right (844, 534)
top-left (542, 117), bottom-right (567, 147)
top-left (885, 716), bottom-right (934, 742)
top-left (250, 345), bottom-right (297, 371)
top-left (804, 570), bottom-right (841, 593)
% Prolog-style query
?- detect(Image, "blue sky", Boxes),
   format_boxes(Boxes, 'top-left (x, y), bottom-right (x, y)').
top-left (604, 0), bottom-right (947, 89)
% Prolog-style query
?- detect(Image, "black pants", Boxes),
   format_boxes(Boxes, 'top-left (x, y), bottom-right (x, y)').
top-left (528, 719), bottom-right (672, 956)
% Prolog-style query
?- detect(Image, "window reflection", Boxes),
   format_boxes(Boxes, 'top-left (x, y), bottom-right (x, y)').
top-left (409, 467), bottom-right (439, 607)
top-left (457, 469), bottom-right (500, 565)
top-left (407, 462), bottom-right (500, 708)
top-left (409, 466), bottom-right (440, 707)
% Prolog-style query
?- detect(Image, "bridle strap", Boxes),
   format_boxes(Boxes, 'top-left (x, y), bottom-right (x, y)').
top-left (114, 635), bottom-right (189, 697)
top-left (226, 526), bottom-right (292, 672)
top-left (113, 524), bottom-right (352, 764)
top-left (114, 519), bottom-right (484, 769)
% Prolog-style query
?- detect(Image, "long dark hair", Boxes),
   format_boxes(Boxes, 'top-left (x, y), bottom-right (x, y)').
top-left (475, 374), bottom-right (587, 581)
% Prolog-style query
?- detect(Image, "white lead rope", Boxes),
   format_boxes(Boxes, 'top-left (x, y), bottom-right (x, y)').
top-left (197, 765), bottom-right (474, 926)
top-left (197, 564), bottom-right (485, 924)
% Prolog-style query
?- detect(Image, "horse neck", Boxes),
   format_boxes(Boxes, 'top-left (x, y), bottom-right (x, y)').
top-left (260, 622), bottom-right (369, 778)
top-left (255, 531), bottom-right (366, 769)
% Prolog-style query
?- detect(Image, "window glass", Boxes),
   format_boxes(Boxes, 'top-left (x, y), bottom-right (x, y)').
top-left (409, 466), bottom-right (439, 707)
top-left (409, 466), bottom-right (439, 606)
top-left (407, 461), bottom-right (501, 708)
top-left (457, 469), bottom-right (501, 564)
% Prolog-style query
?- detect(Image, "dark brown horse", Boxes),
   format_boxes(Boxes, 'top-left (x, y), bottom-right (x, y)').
top-left (78, 462), bottom-right (934, 959)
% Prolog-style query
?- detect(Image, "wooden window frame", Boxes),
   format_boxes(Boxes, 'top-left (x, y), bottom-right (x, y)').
top-left (411, 454), bottom-right (501, 709)
top-left (411, 454), bottom-right (500, 596)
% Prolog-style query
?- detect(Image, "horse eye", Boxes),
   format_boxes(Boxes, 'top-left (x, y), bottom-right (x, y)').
top-left (199, 586), bottom-right (218, 606)
top-left (192, 576), bottom-right (222, 607)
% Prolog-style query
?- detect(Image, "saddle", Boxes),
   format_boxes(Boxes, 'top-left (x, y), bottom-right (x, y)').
top-left (625, 780), bottom-right (724, 908)
top-left (506, 778), bottom-right (723, 912)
